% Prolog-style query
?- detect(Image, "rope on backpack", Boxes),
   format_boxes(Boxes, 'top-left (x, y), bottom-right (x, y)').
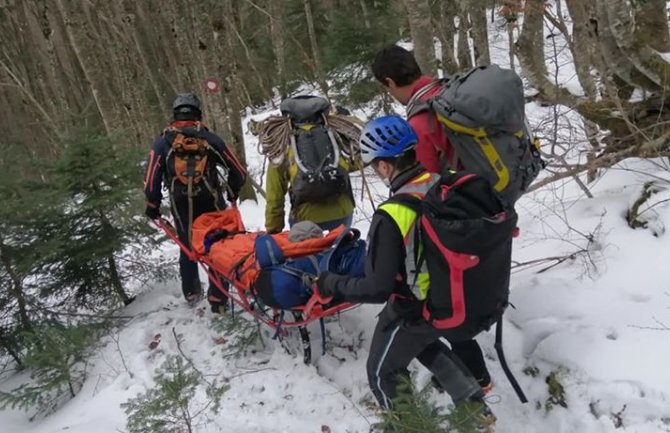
top-left (257, 116), bottom-right (292, 164)
top-left (256, 114), bottom-right (363, 167)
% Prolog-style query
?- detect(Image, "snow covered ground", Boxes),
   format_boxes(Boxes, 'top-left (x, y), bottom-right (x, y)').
top-left (3, 6), bottom-right (670, 433)
top-left (5, 150), bottom-right (670, 433)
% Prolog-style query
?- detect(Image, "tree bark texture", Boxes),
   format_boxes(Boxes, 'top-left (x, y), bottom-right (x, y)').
top-left (303, 0), bottom-right (328, 94)
top-left (432, 0), bottom-right (459, 75)
top-left (463, 0), bottom-right (490, 66)
top-left (269, 0), bottom-right (288, 98)
top-left (456, 7), bottom-right (473, 70)
top-left (403, 0), bottom-right (437, 75)
top-left (564, 0), bottom-right (598, 99)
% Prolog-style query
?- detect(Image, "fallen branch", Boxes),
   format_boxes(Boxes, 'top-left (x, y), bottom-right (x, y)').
top-left (628, 317), bottom-right (670, 331)
top-left (172, 327), bottom-right (218, 386)
top-left (512, 252), bottom-right (584, 274)
top-left (528, 146), bottom-right (670, 192)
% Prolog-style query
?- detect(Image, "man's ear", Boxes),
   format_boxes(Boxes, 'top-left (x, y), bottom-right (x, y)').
top-left (376, 160), bottom-right (391, 177)
top-left (384, 77), bottom-right (396, 89)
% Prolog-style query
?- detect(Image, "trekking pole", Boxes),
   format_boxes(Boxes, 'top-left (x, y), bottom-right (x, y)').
top-left (359, 165), bottom-right (377, 212)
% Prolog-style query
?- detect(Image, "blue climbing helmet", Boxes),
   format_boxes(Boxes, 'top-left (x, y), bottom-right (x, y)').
top-left (359, 115), bottom-right (418, 165)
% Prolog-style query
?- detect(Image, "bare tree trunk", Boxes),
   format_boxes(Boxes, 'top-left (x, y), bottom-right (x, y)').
top-left (108, 254), bottom-right (132, 305)
top-left (359, 0), bottom-right (372, 29)
top-left (585, 119), bottom-right (601, 182)
top-left (596, 0), bottom-right (670, 93)
top-left (303, 0), bottom-right (328, 94)
top-left (120, 0), bottom-right (171, 120)
top-left (634, 0), bottom-right (670, 52)
top-left (507, 22), bottom-right (516, 71)
top-left (54, 0), bottom-right (117, 135)
top-left (223, 0), bottom-right (255, 201)
top-left (516, 0), bottom-right (572, 100)
top-left (403, 0), bottom-right (437, 75)
top-left (268, 0), bottom-right (288, 98)
top-left (564, 0), bottom-right (598, 99)
top-left (464, 0), bottom-right (490, 66)
top-left (434, 0), bottom-right (459, 75)
top-left (497, 1), bottom-right (520, 71)
top-left (456, 8), bottom-right (472, 70)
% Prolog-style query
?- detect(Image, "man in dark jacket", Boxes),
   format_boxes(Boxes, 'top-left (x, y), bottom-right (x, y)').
top-left (144, 93), bottom-right (247, 310)
top-left (315, 116), bottom-right (495, 430)
top-left (370, 45), bottom-right (493, 395)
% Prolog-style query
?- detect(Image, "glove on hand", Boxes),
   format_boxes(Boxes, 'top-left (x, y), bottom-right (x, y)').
top-left (314, 272), bottom-right (335, 300)
top-left (145, 205), bottom-right (160, 220)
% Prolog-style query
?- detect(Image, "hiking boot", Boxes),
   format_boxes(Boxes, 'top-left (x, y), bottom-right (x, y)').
top-left (185, 291), bottom-right (203, 306)
top-left (208, 293), bottom-right (229, 315)
top-left (210, 302), bottom-right (229, 315)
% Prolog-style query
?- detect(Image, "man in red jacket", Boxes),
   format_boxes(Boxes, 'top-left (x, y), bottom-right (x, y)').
top-left (371, 44), bottom-right (493, 394)
top-left (372, 45), bottom-right (457, 174)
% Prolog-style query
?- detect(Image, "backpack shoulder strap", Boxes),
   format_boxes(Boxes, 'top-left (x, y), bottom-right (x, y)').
top-left (406, 79), bottom-right (448, 118)
top-left (384, 193), bottom-right (423, 214)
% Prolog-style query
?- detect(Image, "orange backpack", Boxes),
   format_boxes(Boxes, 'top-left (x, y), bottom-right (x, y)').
top-left (168, 130), bottom-right (210, 185)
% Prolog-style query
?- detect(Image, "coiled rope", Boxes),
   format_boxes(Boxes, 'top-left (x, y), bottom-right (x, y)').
top-left (255, 114), bottom-right (363, 166)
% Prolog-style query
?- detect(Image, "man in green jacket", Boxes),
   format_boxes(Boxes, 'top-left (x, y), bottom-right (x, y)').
top-left (265, 161), bottom-right (354, 233)
top-left (264, 96), bottom-right (356, 233)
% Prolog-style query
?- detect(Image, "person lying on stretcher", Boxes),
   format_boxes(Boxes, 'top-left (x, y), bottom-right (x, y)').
top-left (190, 209), bottom-right (366, 310)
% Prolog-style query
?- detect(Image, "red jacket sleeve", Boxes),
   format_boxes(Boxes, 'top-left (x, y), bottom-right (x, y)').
top-left (409, 113), bottom-right (442, 173)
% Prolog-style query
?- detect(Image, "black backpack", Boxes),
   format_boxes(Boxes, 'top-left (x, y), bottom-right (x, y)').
top-left (392, 171), bottom-right (527, 402)
top-left (280, 96), bottom-right (350, 207)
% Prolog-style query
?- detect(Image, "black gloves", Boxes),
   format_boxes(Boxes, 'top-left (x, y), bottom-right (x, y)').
top-left (315, 272), bottom-right (335, 299)
top-left (145, 204), bottom-right (160, 220)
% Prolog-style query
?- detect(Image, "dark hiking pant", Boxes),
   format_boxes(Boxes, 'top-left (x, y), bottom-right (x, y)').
top-left (366, 303), bottom-right (483, 409)
top-left (172, 191), bottom-right (227, 304)
top-left (418, 339), bottom-right (491, 387)
top-left (450, 340), bottom-right (491, 387)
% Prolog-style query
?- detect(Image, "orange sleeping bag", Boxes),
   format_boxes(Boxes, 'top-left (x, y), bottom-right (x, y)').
top-left (191, 209), bottom-right (346, 289)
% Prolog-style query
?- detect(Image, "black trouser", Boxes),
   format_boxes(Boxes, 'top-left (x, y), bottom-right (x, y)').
top-left (172, 190), bottom-right (227, 303)
top-left (366, 303), bottom-right (483, 409)
top-left (418, 339), bottom-right (491, 387)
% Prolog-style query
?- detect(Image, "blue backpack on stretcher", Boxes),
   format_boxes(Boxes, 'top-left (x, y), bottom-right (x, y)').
top-left (253, 228), bottom-right (366, 309)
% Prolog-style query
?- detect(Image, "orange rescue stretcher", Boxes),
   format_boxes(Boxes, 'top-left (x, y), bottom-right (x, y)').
top-left (155, 207), bottom-right (362, 361)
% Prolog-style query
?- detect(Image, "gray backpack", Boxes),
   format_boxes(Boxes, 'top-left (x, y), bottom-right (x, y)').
top-left (407, 64), bottom-right (544, 207)
top-left (279, 96), bottom-right (350, 207)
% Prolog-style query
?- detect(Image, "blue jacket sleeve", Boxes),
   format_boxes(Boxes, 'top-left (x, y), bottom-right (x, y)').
top-left (143, 136), bottom-right (167, 207)
top-left (205, 132), bottom-right (248, 196)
